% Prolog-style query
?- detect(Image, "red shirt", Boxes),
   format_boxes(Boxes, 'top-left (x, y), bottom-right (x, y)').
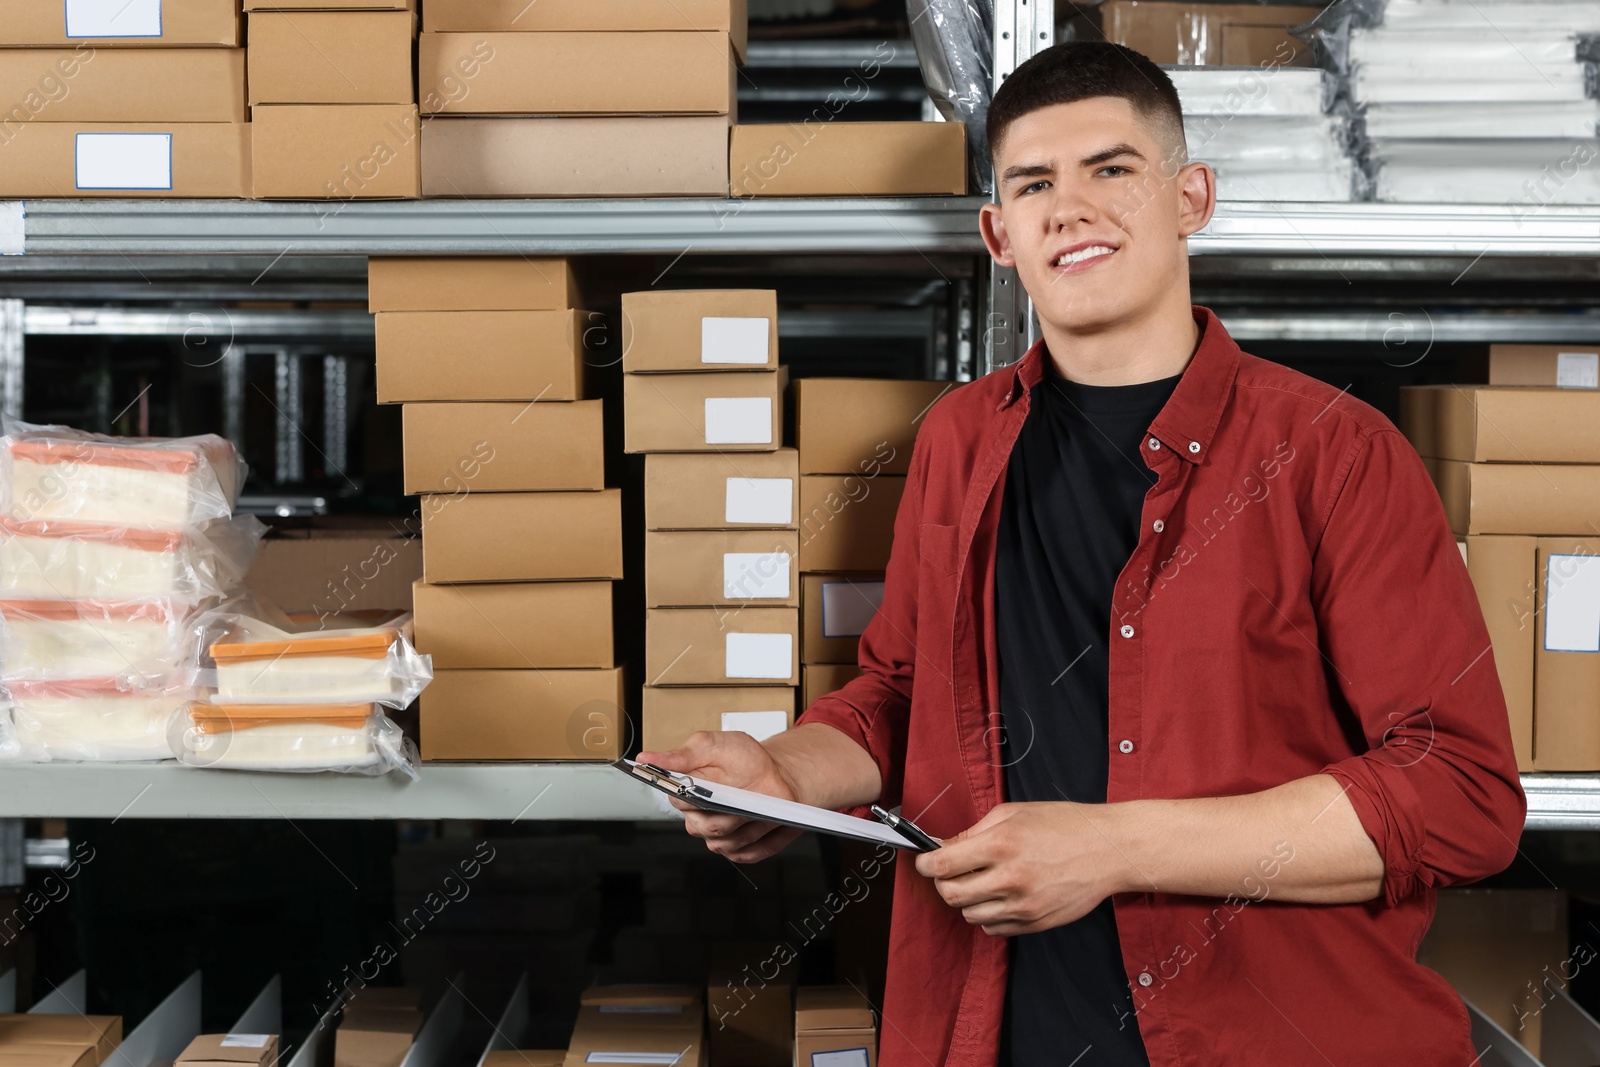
top-left (797, 307), bottom-right (1526, 1067)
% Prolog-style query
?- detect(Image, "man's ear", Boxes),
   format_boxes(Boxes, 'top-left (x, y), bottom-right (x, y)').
top-left (1176, 161), bottom-right (1217, 238)
top-left (980, 202), bottom-right (1015, 267)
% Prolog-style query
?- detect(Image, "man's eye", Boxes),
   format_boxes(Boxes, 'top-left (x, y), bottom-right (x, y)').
top-left (1023, 180), bottom-right (1049, 194)
top-left (1099, 166), bottom-right (1128, 177)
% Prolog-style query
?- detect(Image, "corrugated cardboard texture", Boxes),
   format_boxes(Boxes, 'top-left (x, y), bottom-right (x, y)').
top-left (247, 10), bottom-right (415, 104)
top-left (368, 257), bottom-right (579, 312)
top-left (645, 606), bottom-right (798, 685)
top-left (622, 290), bottom-right (778, 372)
top-left (245, 529), bottom-right (421, 616)
top-left (1097, 1), bottom-right (1320, 65)
top-left (798, 475), bottom-right (904, 572)
top-left (376, 309), bottom-right (587, 403)
top-left (420, 31), bottom-right (732, 115)
top-left (641, 685), bottom-right (795, 752)
top-left (793, 378), bottom-right (955, 475)
top-left (801, 573), bottom-right (883, 665)
top-left (412, 578), bottom-right (613, 669)
top-left (645, 449), bottom-right (799, 531)
top-left (1490, 344), bottom-right (1600, 388)
top-left (1535, 538), bottom-right (1600, 771)
top-left (0, 0), bottom-right (239, 45)
top-left (175, 1035), bottom-right (279, 1067)
top-left (0, 1016), bottom-right (121, 1067)
top-left (625, 369), bottom-right (785, 453)
top-left (251, 104), bottom-right (420, 199)
top-left (1432, 461), bottom-right (1600, 536)
top-left (0, 47), bottom-right (244, 122)
top-left (729, 121), bottom-right (966, 197)
top-left (402, 400), bottom-right (604, 493)
top-left (0, 121), bottom-right (250, 198)
top-left (0, 1046), bottom-right (97, 1067)
top-left (422, 489), bottom-right (623, 582)
top-left (802, 663), bottom-right (863, 709)
top-left (421, 0), bottom-right (748, 63)
top-left (1399, 384), bottom-right (1600, 462)
top-left (420, 667), bottom-right (623, 760)
top-left (1464, 536), bottom-right (1536, 772)
top-left (422, 115), bottom-right (731, 198)
top-left (645, 530), bottom-right (799, 607)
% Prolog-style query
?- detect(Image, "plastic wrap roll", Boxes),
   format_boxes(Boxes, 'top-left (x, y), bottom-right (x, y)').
top-left (171, 701), bottom-right (419, 777)
top-left (906, 0), bottom-right (990, 193)
top-left (0, 597), bottom-right (193, 682)
top-left (2, 677), bottom-right (191, 761)
top-left (0, 515), bottom-right (264, 601)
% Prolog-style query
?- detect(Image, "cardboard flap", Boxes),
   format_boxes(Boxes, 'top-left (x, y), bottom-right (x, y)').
top-left (794, 987), bottom-right (874, 1031)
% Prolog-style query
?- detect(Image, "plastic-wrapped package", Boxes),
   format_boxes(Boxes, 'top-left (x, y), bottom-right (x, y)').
top-left (1168, 67), bottom-right (1334, 118)
top-left (169, 701), bottom-right (419, 777)
top-left (191, 606), bottom-right (432, 708)
top-left (1370, 138), bottom-right (1600, 203)
top-left (0, 597), bottom-right (193, 682)
top-left (1364, 101), bottom-right (1600, 140)
top-left (1209, 160), bottom-right (1362, 202)
top-left (2, 678), bottom-right (191, 761)
top-left (0, 514), bottom-right (263, 601)
top-left (906, 0), bottom-right (990, 193)
top-left (1185, 115), bottom-right (1359, 201)
top-left (1, 422), bottom-right (245, 528)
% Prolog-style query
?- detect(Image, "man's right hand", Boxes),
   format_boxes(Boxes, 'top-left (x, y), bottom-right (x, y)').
top-left (636, 730), bottom-right (804, 863)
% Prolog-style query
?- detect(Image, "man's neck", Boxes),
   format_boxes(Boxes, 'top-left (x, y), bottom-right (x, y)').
top-left (1039, 301), bottom-right (1202, 387)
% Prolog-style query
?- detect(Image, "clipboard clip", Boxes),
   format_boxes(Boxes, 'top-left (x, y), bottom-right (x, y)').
top-left (624, 760), bottom-right (711, 800)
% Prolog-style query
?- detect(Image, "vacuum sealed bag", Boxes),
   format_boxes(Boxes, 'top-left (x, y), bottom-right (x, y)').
top-left (0, 597), bottom-right (193, 682)
top-left (2, 677), bottom-right (191, 761)
top-left (170, 701), bottom-right (419, 777)
top-left (0, 515), bottom-right (263, 601)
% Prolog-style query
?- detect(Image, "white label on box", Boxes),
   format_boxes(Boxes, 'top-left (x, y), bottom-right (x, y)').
top-left (822, 580), bottom-right (886, 638)
top-left (701, 316), bottom-right (770, 364)
top-left (75, 133), bottom-right (171, 191)
top-left (1557, 352), bottom-right (1600, 389)
top-left (220, 1036), bottom-right (271, 1049)
top-left (704, 397), bottom-right (773, 445)
top-left (0, 203), bottom-right (21, 257)
top-left (586, 1054), bottom-right (682, 1065)
top-left (811, 1051), bottom-right (870, 1067)
top-left (725, 632), bottom-right (792, 679)
top-left (725, 477), bottom-right (793, 525)
top-left (721, 709), bottom-right (788, 741)
top-left (1545, 554), bottom-right (1600, 652)
top-left (724, 551), bottom-right (792, 600)
top-left (66, 0), bottom-right (162, 37)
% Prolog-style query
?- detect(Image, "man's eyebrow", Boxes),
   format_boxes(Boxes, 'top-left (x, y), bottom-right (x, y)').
top-left (1000, 162), bottom-right (1054, 184)
top-left (1081, 143), bottom-right (1146, 167)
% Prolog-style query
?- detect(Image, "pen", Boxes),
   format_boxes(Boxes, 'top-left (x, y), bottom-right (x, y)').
top-left (870, 804), bottom-right (941, 851)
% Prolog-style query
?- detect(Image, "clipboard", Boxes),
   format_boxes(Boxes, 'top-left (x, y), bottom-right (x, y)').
top-left (612, 759), bottom-right (939, 852)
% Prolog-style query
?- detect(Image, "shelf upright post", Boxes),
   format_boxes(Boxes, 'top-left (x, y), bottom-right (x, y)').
top-left (0, 300), bottom-right (22, 419)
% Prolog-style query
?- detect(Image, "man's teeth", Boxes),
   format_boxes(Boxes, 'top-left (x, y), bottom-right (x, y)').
top-left (1056, 246), bottom-right (1114, 267)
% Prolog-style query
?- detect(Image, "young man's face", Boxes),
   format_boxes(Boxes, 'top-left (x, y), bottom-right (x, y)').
top-left (981, 96), bottom-right (1215, 336)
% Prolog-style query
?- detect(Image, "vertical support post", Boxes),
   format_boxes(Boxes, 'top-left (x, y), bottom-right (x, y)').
top-left (322, 354), bottom-right (349, 478)
top-left (274, 348), bottom-right (304, 485)
top-left (0, 300), bottom-right (23, 420)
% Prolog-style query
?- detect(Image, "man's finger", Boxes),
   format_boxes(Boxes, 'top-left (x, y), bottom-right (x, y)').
top-left (914, 828), bottom-right (995, 880)
top-left (636, 730), bottom-right (720, 774)
top-left (931, 868), bottom-right (1007, 910)
top-left (683, 810), bottom-right (749, 839)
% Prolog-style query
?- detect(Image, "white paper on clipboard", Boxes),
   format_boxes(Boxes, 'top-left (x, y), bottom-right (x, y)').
top-left (612, 758), bottom-right (928, 851)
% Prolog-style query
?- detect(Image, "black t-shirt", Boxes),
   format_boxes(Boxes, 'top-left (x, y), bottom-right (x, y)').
top-left (994, 362), bottom-right (1180, 1067)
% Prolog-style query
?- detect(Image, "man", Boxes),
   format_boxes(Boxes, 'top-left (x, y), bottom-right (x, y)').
top-left (636, 42), bottom-right (1525, 1066)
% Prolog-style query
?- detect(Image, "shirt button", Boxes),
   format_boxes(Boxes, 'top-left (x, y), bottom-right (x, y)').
top-left (1152, 519), bottom-right (1164, 533)
top-left (1138, 972), bottom-right (1154, 987)
top-left (1188, 441), bottom-right (1201, 454)
top-left (1118, 739), bottom-right (1135, 754)
top-left (1119, 624), bottom-right (1135, 639)
top-left (1147, 437), bottom-right (1161, 451)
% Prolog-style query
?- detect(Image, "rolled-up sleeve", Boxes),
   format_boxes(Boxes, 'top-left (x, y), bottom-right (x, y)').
top-left (1311, 428), bottom-right (1526, 907)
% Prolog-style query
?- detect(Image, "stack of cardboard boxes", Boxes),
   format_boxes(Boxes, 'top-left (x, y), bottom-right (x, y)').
top-left (0, 0), bottom-right (248, 197)
top-left (625, 290), bottom-right (798, 753)
top-left (0, 1014), bottom-right (121, 1067)
top-left (1090, 1), bottom-right (1322, 66)
top-left (334, 987), bottom-right (423, 1067)
top-left (367, 256), bottom-right (624, 761)
top-left (1401, 343), bottom-right (1600, 773)
top-left (564, 986), bottom-right (707, 1067)
top-left (246, 0), bottom-right (421, 199)
top-left (416, 0), bottom-right (744, 198)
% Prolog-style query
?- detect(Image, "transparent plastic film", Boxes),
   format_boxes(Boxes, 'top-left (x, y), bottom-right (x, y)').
top-left (0, 596), bottom-right (196, 684)
top-left (906, 0), bottom-right (991, 193)
top-left (1, 677), bottom-right (192, 762)
top-left (0, 514), bottom-right (264, 602)
top-left (169, 701), bottom-right (420, 778)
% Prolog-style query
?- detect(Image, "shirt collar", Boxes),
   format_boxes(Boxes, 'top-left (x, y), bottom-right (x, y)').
top-left (1002, 305), bottom-right (1241, 465)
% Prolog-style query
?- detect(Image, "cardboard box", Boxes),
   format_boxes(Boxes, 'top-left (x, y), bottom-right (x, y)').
top-left (412, 578), bottom-right (613, 669)
top-left (794, 986), bottom-right (877, 1067)
top-left (422, 0), bottom-right (748, 63)
top-left (402, 400), bottom-right (604, 493)
top-left (1398, 384), bottom-right (1600, 463)
top-left (645, 449), bottom-right (799, 531)
top-left (0, 1), bottom-right (240, 46)
top-left (707, 947), bottom-right (794, 1067)
top-left (798, 475), bottom-right (904, 573)
top-left (422, 489), bottom-right (623, 582)
top-left (641, 685), bottom-right (794, 751)
top-left (1418, 889), bottom-right (1567, 1055)
top-left (376, 309), bottom-right (588, 403)
top-left (729, 122), bottom-right (967, 197)
top-left (175, 1035), bottom-right (279, 1067)
top-left (1220, 22), bottom-right (1312, 66)
top-left (334, 1009), bottom-right (420, 1067)
top-left (802, 663), bottom-right (863, 709)
top-left (1464, 536), bottom-right (1536, 773)
top-left (1096, 2), bottom-right (1321, 66)
top-left (0, 47), bottom-right (244, 122)
top-left (580, 986), bottom-right (702, 1008)
top-left (792, 378), bottom-right (955, 475)
top-left (246, 0), bottom-right (413, 8)
top-left (625, 369), bottom-right (786, 453)
top-left (252, 105), bottom-right (419, 199)
top-left (646, 606), bottom-right (798, 685)
top-left (1490, 344), bottom-right (1600, 389)
top-left (622, 290), bottom-right (778, 373)
top-left (247, 10), bottom-right (416, 105)
top-left (564, 1005), bottom-right (706, 1067)
top-left (0, 1017), bottom-right (121, 1066)
top-left (419, 31), bottom-right (733, 116)
top-left (421, 667), bottom-right (623, 759)
top-left (645, 530), bottom-right (798, 607)
top-left (343, 988), bottom-right (422, 1011)
top-left (246, 527), bottom-right (422, 616)
top-left (368, 257), bottom-right (580, 313)
top-left (0, 1047), bottom-right (96, 1067)
top-left (1535, 539), bottom-right (1600, 771)
top-left (421, 115), bottom-right (731, 198)
top-left (481, 1054), bottom-right (563, 1067)
top-left (0, 122), bottom-right (250, 198)
top-left (801, 574), bottom-right (884, 665)
top-left (1431, 461), bottom-right (1600, 536)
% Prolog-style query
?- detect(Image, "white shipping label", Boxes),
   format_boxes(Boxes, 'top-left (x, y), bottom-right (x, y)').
top-left (1557, 352), bottom-right (1600, 389)
top-left (220, 1036), bottom-right (271, 1049)
top-left (723, 551), bottom-right (792, 600)
top-left (76, 133), bottom-right (171, 191)
top-left (701, 316), bottom-right (770, 364)
top-left (704, 397), bottom-right (773, 445)
top-left (1545, 554), bottom-right (1600, 652)
top-left (66, 0), bottom-right (163, 37)
top-left (725, 632), bottom-right (793, 679)
top-left (822, 580), bottom-right (886, 638)
top-left (812, 1051), bottom-right (870, 1067)
top-left (725, 477), bottom-right (793, 525)
top-left (0, 202), bottom-right (22, 257)
top-left (585, 1055), bottom-right (682, 1065)
top-left (721, 709), bottom-right (789, 741)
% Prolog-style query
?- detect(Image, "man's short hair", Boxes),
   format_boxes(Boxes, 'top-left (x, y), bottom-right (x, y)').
top-left (987, 41), bottom-right (1186, 166)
